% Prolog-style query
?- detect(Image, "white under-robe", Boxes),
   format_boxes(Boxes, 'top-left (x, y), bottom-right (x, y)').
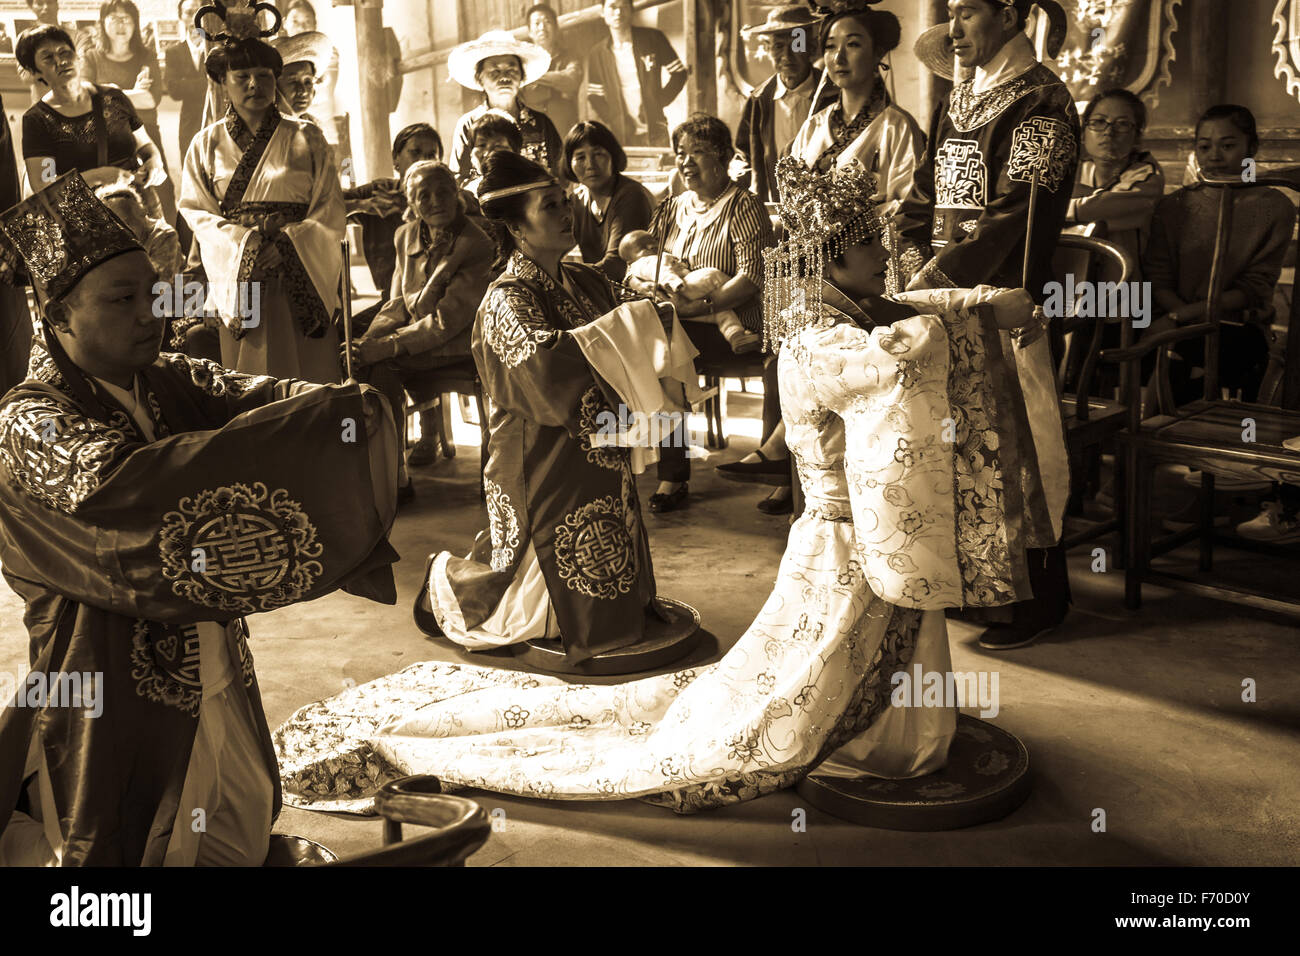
top-left (179, 113), bottom-right (345, 384)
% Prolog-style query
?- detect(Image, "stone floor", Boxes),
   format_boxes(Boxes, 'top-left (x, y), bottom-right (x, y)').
top-left (2, 388), bottom-right (1298, 866)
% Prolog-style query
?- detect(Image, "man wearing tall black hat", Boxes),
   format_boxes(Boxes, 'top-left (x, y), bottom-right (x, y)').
top-left (735, 4), bottom-right (838, 203)
top-left (0, 173), bottom-right (400, 865)
top-left (896, 0), bottom-right (1078, 650)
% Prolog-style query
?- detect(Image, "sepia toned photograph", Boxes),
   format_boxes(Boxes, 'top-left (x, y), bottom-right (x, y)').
top-left (0, 0), bottom-right (1294, 937)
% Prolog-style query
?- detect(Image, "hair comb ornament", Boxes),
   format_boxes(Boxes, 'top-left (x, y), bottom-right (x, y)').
top-left (804, 0), bottom-right (886, 16)
top-left (762, 156), bottom-right (887, 350)
top-left (195, 0), bottom-right (282, 43)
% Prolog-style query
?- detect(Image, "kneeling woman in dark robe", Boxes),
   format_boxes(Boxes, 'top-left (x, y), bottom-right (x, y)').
top-left (416, 151), bottom-right (658, 664)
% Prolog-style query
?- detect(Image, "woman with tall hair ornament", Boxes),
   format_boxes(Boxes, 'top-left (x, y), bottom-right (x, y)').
top-left (273, 157), bottom-right (1066, 818)
top-left (178, 3), bottom-right (346, 384)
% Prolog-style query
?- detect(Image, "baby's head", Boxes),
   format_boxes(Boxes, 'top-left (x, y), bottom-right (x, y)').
top-left (95, 182), bottom-right (152, 242)
top-left (618, 230), bottom-right (659, 263)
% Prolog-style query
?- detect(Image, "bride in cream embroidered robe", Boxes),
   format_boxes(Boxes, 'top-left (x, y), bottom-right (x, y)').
top-left (179, 108), bottom-right (345, 384)
top-left (273, 285), bottom-right (1067, 814)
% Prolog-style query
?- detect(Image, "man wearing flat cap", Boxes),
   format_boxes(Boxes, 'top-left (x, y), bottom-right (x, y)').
top-left (735, 4), bottom-right (838, 203)
top-left (0, 173), bottom-right (399, 865)
top-left (896, 0), bottom-right (1078, 651)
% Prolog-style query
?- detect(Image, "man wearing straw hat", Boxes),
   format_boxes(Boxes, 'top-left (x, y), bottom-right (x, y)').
top-left (270, 29), bottom-right (332, 128)
top-left (896, 0), bottom-right (1078, 651)
top-left (448, 29), bottom-right (563, 185)
top-left (735, 4), bottom-right (837, 203)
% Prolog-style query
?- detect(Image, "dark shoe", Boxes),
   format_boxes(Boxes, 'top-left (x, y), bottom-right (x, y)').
top-left (397, 480), bottom-right (416, 507)
top-left (406, 435), bottom-right (439, 467)
top-left (757, 487), bottom-right (793, 514)
top-left (648, 483), bottom-right (689, 513)
top-left (977, 616), bottom-right (1062, 650)
top-left (716, 450), bottom-right (792, 486)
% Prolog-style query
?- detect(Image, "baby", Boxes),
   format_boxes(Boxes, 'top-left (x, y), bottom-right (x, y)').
top-left (618, 230), bottom-right (760, 354)
top-left (96, 183), bottom-right (185, 281)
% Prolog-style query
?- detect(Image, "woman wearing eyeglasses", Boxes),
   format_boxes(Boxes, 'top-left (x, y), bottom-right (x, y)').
top-left (446, 31), bottom-right (564, 186)
top-left (1067, 88), bottom-right (1164, 267)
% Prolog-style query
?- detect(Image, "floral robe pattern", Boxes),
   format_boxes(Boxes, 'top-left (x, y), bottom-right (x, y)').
top-left (274, 287), bottom-right (1066, 815)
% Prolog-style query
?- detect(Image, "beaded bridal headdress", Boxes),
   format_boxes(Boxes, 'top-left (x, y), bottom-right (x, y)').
top-left (762, 155), bottom-right (891, 350)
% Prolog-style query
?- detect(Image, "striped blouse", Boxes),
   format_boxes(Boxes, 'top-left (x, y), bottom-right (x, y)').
top-left (648, 184), bottom-right (774, 331)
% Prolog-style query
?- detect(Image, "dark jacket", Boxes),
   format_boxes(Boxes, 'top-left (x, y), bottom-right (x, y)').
top-left (163, 40), bottom-right (209, 162)
top-left (896, 61), bottom-right (1080, 300)
top-left (584, 26), bottom-right (686, 147)
top-left (736, 69), bottom-right (837, 203)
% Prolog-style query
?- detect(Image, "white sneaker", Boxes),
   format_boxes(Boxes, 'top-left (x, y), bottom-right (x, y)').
top-left (1235, 502), bottom-right (1300, 543)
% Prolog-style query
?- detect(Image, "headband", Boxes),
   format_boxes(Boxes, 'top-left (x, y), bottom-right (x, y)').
top-left (478, 178), bottom-right (558, 204)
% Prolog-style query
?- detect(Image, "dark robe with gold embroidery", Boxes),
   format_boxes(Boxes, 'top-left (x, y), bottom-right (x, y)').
top-left (0, 347), bottom-right (398, 865)
top-left (896, 49), bottom-right (1079, 301)
top-left (418, 251), bottom-right (656, 664)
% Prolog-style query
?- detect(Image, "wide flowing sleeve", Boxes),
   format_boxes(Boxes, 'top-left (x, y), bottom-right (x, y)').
top-left (807, 288), bottom-right (1065, 610)
top-left (473, 281), bottom-right (599, 436)
top-left (0, 382), bottom-right (398, 624)
top-left (875, 105), bottom-right (926, 217)
top-left (178, 126), bottom-right (257, 329)
top-left (279, 122), bottom-right (345, 318)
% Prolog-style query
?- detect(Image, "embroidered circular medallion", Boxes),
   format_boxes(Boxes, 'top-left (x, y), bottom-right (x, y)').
top-left (160, 482), bottom-right (323, 613)
top-left (553, 496), bottom-right (634, 600)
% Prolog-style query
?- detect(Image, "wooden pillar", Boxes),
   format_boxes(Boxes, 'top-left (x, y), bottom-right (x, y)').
top-left (683, 0), bottom-right (717, 117)
top-left (1186, 0), bottom-right (1227, 124)
top-left (917, 0), bottom-right (951, 125)
top-left (354, 0), bottom-right (392, 183)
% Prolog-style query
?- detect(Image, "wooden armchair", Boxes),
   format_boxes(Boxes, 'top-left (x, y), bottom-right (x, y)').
top-left (1051, 233), bottom-right (1138, 560)
top-left (264, 775), bottom-right (491, 867)
top-left (1099, 170), bottom-right (1300, 616)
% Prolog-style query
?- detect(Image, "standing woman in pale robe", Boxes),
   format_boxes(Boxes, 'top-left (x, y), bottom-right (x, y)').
top-left (179, 36), bottom-right (345, 384)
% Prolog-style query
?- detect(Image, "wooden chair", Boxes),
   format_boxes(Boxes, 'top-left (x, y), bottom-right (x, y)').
top-left (1099, 169), bottom-right (1300, 616)
top-left (695, 352), bottom-right (767, 449)
top-left (1051, 233), bottom-right (1138, 560)
top-left (403, 360), bottom-right (491, 498)
top-left (264, 775), bottom-right (491, 867)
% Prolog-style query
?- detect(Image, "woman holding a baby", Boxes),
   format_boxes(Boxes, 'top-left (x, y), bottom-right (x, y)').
top-left (639, 113), bottom-right (775, 514)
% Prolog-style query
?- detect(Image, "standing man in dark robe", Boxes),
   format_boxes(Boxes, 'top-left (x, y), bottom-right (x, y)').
top-left (896, 0), bottom-right (1078, 650)
top-left (584, 0), bottom-right (687, 148)
top-left (0, 96), bottom-right (32, 397)
top-left (735, 5), bottom-right (836, 204)
top-left (0, 173), bottom-right (400, 866)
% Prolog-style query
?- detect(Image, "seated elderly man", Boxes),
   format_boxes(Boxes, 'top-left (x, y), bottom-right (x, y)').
top-left (271, 29), bottom-right (332, 126)
top-left (0, 173), bottom-right (399, 866)
top-left (344, 161), bottom-right (495, 493)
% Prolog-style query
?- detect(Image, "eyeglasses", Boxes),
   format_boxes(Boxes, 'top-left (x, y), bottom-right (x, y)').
top-left (1086, 118), bottom-right (1137, 134)
top-left (483, 67), bottom-right (522, 81)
